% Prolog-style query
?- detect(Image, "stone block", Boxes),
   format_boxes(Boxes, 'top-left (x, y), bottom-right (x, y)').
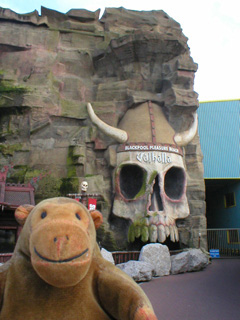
top-left (0, 7), bottom-right (47, 26)
top-left (163, 86), bottom-right (198, 109)
top-left (171, 249), bottom-right (209, 275)
top-left (188, 249), bottom-right (209, 271)
top-left (57, 49), bottom-right (94, 77)
top-left (96, 81), bottom-right (129, 102)
top-left (67, 9), bottom-right (100, 22)
top-left (117, 260), bottom-right (153, 282)
top-left (139, 243), bottom-right (171, 277)
top-left (100, 248), bottom-right (115, 264)
top-left (104, 145), bottom-right (117, 168)
top-left (29, 147), bottom-right (68, 167)
top-left (189, 200), bottom-right (206, 216)
top-left (60, 100), bottom-right (88, 119)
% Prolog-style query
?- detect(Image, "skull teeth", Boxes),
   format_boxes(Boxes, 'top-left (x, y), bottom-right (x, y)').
top-left (149, 225), bottom-right (158, 242)
top-left (169, 225), bottom-right (175, 242)
top-left (128, 218), bottom-right (179, 244)
top-left (174, 225), bottom-right (179, 242)
top-left (165, 225), bottom-right (170, 238)
top-left (159, 215), bottom-right (165, 225)
top-left (156, 224), bottom-right (179, 243)
top-left (157, 225), bottom-right (166, 243)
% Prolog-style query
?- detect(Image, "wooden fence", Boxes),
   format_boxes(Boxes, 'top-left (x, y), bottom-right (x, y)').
top-left (112, 251), bottom-right (140, 264)
top-left (0, 253), bottom-right (12, 263)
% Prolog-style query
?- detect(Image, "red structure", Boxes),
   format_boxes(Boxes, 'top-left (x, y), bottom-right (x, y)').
top-left (67, 193), bottom-right (102, 211)
top-left (0, 170), bottom-right (35, 258)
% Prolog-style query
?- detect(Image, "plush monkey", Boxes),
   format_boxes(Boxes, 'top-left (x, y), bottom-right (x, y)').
top-left (0, 197), bottom-right (157, 320)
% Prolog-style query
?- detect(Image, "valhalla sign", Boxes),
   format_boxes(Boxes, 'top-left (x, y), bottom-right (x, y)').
top-left (136, 152), bottom-right (172, 164)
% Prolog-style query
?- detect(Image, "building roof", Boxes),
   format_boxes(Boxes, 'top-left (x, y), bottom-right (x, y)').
top-left (0, 182), bottom-right (35, 210)
top-left (198, 99), bottom-right (240, 178)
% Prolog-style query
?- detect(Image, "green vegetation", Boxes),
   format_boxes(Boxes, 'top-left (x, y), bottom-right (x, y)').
top-left (148, 170), bottom-right (158, 185)
top-left (7, 165), bottom-right (28, 183)
top-left (97, 224), bottom-right (118, 251)
top-left (134, 170), bottom-right (147, 198)
top-left (128, 218), bottom-right (151, 243)
top-left (128, 224), bottom-right (136, 243)
top-left (66, 147), bottom-right (77, 178)
top-left (0, 144), bottom-right (23, 156)
top-left (141, 226), bottom-right (149, 242)
top-left (0, 80), bottom-right (28, 94)
top-left (59, 177), bottom-right (78, 196)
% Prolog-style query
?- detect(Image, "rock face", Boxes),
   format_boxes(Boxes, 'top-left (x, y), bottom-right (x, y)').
top-left (0, 6), bottom-right (206, 250)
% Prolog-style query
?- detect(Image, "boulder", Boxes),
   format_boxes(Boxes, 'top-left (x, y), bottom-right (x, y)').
top-left (139, 243), bottom-right (171, 277)
top-left (188, 248), bottom-right (209, 271)
top-left (100, 248), bottom-right (115, 264)
top-left (171, 248), bottom-right (209, 274)
top-left (117, 260), bottom-right (153, 282)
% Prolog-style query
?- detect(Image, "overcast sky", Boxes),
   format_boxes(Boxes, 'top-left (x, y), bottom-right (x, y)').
top-left (1, 0), bottom-right (239, 102)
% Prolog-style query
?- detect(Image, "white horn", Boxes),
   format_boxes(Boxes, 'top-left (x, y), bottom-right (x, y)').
top-left (174, 112), bottom-right (198, 146)
top-left (87, 103), bottom-right (128, 143)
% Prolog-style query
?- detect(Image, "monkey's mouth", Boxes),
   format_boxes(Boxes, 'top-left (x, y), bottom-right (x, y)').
top-left (34, 247), bottom-right (89, 263)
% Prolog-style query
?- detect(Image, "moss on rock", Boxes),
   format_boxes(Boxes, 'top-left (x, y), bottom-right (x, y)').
top-left (7, 165), bottom-right (28, 183)
top-left (34, 175), bottom-right (62, 203)
top-left (59, 177), bottom-right (78, 196)
top-left (0, 144), bottom-right (23, 156)
top-left (0, 80), bottom-right (28, 94)
top-left (66, 147), bottom-right (77, 178)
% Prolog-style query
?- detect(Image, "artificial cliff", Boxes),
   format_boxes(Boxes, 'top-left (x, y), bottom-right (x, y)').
top-left (0, 6), bottom-right (206, 250)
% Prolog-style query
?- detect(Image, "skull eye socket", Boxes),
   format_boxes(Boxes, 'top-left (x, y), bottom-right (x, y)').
top-left (119, 164), bottom-right (145, 200)
top-left (164, 166), bottom-right (185, 200)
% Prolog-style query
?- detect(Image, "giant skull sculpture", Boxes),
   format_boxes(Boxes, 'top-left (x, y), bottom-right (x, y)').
top-left (87, 101), bottom-right (198, 244)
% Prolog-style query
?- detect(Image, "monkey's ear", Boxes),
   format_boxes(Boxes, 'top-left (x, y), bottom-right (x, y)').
top-left (90, 210), bottom-right (103, 230)
top-left (15, 204), bottom-right (34, 226)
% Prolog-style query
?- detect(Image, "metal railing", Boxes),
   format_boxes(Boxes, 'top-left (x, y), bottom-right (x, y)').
top-left (207, 228), bottom-right (240, 257)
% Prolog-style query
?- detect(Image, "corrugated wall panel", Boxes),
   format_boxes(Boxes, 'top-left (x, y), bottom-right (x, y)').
top-left (198, 100), bottom-right (240, 178)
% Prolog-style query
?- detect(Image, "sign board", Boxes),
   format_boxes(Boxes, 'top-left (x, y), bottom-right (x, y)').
top-left (88, 198), bottom-right (97, 211)
top-left (209, 249), bottom-right (220, 258)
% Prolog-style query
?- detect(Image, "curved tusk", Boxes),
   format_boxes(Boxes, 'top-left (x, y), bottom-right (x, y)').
top-left (87, 103), bottom-right (128, 143)
top-left (174, 112), bottom-right (198, 146)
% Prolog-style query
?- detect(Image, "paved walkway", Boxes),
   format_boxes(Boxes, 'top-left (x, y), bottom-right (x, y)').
top-left (141, 259), bottom-right (240, 320)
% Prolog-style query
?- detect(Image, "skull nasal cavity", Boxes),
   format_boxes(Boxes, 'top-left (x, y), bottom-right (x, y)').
top-left (149, 175), bottom-right (163, 211)
top-left (119, 165), bottom-right (144, 199)
top-left (164, 167), bottom-right (185, 200)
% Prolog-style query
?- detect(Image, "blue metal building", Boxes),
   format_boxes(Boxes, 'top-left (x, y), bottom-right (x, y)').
top-left (198, 100), bottom-right (240, 256)
top-left (198, 100), bottom-right (240, 179)
top-left (198, 99), bottom-right (240, 228)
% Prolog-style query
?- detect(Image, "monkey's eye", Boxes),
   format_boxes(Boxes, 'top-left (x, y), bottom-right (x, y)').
top-left (75, 213), bottom-right (81, 220)
top-left (41, 211), bottom-right (47, 219)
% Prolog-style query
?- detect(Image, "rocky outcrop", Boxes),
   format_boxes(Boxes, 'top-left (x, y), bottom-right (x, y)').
top-left (0, 6), bottom-right (206, 250)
